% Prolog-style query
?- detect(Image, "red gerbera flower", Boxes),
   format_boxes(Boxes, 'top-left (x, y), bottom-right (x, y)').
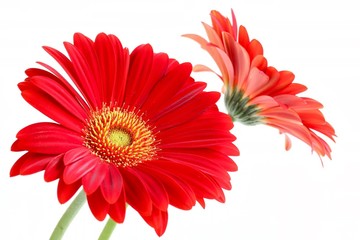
top-left (10, 32), bottom-right (239, 236)
top-left (185, 10), bottom-right (335, 161)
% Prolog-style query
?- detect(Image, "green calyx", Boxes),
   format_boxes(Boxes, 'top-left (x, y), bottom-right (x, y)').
top-left (225, 90), bottom-right (263, 125)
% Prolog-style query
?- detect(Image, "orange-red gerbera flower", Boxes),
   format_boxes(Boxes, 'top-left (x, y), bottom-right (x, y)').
top-left (10, 32), bottom-right (239, 236)
top-left (185, 10), bottom-right (335, 161)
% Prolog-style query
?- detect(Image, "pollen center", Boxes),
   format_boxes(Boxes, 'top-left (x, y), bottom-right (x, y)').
top-left (109, 129), bottom-right (132, 147)
top-left (83, 106), bottom-right (158, 167)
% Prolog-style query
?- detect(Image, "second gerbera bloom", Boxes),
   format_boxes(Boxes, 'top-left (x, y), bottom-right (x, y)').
top-left (185, 10), bottom-right (335, 160)
top-left (11, 33), bottom-right (239, 236)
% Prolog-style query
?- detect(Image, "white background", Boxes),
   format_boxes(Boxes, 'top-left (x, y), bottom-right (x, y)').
top-left (0, 0), bottom-right (359, 239)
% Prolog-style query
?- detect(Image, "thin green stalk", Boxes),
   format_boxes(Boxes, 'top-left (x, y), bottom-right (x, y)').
top-left (50, 189), bottom-right (86, 240)
top-left (98, 218), bottom-right (117, 240)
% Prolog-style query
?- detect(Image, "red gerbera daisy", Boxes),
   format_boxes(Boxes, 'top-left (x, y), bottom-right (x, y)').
top-left (10, 32), bottom-right (239, 236)
top-left (185, 10), bottom-right (335, 161)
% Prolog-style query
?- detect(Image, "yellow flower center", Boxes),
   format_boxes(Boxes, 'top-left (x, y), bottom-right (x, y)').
top-left (83, 106), bottom-right (158, 167)
top-left (108, 129), bottom-right (132, 147)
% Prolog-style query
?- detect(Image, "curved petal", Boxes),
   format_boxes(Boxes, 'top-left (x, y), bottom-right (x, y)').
top-left (133, 167), bottom-right (169, 211)
top-left (64, 42), bottom-right (101, 108)
top-left (12, 123), bottom-right (82, 154)
top-left (124, 44), bottom-right (154, 106)
top-left (153, 92), bottom-right (220, 131)
top-left (100, 164), bottom-right (123, 204)
top-left (19, 153), bottom-right (59, 176)
top-left (63, 153), bottom-right (98, 184)
top-left (44, 154), bottom-right (64, 182)
top-left (108, 189), bottom-right (126, 223)
top-left (141, 206), bottom-right (168, 237)
top-left (139, 163), bottom-right (196, 210)
top-left (63, 146), bottom-right (93, 165)
top-left (140, 62), bottom-right (192, 115)
top-left (82, 162), bottom-right (108, 195)
top-left (87, 188), bottom-right (109, 221)
top-left (18, 83), bottom-right (84, 132)
top-left (121, 168), bottom-right (152, 215)
top-left (57, 178), bottom-right (82, 204)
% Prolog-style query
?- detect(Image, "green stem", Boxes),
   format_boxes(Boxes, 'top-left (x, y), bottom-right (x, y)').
top-left (50, 189), bottom-right (86, 240)
top-left (98, 218), bottom-right (117, 240)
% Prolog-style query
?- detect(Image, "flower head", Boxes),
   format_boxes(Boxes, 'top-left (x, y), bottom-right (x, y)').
top-left (185, 10), bottom-right (335, 161)
top-left (11, 33), bottom-right (239, 236)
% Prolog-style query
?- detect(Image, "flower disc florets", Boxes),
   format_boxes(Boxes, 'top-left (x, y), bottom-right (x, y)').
top-left (83, 106), bottom-right (158, 167)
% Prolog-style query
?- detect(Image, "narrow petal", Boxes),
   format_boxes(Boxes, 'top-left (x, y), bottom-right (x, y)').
top-left (139, 164), bottom-right (196, 210)
top-left (57, 178), bottom-right (82, 204)
top-left (159, 149), bottom-right (233, 190)
top-left (12, 123), bottom-right (82, 154)
top-left (131, 53), bottom-right (169, 107)
top-left (121, 168), bottom-right (152, 215)
top-left (222, 32), bottom-right (250, 89)
top-left (19, 84), bottom-right (84, 132)
top-left (124, 44), bottom-right (153, 106)
top-left (87, 188), bottom-right (110, 221)
top-left (82, 162), bottom-right (108, 195)
top-left (19, 153), bottom-right (59, 176)
top-left (141, 207), bottom-right (168, 236)
top-left (29, 75), bottom-right (88, 121)
top-left (134, 167), bottom-right (169, 211)
top-left (100, 164), bottom-right (123, 204)
top-left (108, 189), bottom-right (126, 223)
top-left (153, 92), bottom-right (220, 131)
top-left (64, 42), bottom-right (101, 108)
top-left (150, 160), bottom-right (224, 202)
top-left (63, 146), bottom-right (93, 165)
top-left (44, 154), bottom-right (64, 182)
top-left (140, 62), bottom-right (192, 115)
top-left (63, 153), bottom-right (98, 184)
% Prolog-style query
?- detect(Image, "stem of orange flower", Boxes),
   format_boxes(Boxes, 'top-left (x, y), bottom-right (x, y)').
top-left (98, 218), bottom-right (117, 240)
top-left (50, 189), bottom-right (86, 240)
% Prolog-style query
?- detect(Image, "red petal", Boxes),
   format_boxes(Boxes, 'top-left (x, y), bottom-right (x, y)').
top-left (108, 189), bottom-right (126, 223)
top-left (19, 153), bottom-right (59, 176)
top-left (139, 164), bottom-right (196, 210)
top-left (29, 75), bottom-right (88, 121)
top-left (248, 39), bottom-right (264, 59)
top-left (133, 167), bottom-right (169, 211)
top-left (141, 207), bottom-right (168, 236)
top-left (108, 34), bottom-right (130, 105)
top-left (63, 154), bottom-right (98, 184)
top-left (150, 160), bottom-right (224, 202)
top-left (82, 162), bottom-right (108, 195)
top-left (19, 84), bottom-right (84, 132)
top-left (222, 32), bottom-right (250, 89)
top-left (124, 44), bottom-right (154, 106)
top-left (73, 33), bottom-right (102, 99)
top-left (12, 123), bottom-right (82, 154)
top-left (25, 67), bottom-right (89, 113)
top-left (131, 53), bottom-right (169, 107)
top-left (64, 42), bottom-right (101, 108)
top-left (15, 122), bottom-right (80, 139)
top-left (44, 154), bottom-right (64, 182)
top-left (100, 164), bottom-right (123, 204)
top-left (158, 81), bottom-right (207, 116)
top-left (160, 149), bottom-right (233, 189)
top-left (87, 188), bottom-right (110, 221)
top-left (10, 153), bottom-right (30, 177)
top-left (57, 178), bottom-right (81, 204)
top-left (141, 62), bottom-right (191, 114)
top-left (121, 168), bottom-right (152, 215)
top-left (63, 146), bottom-right (92, 165)
top-left (238, 25), bottom-right (250, 48)
top-left (94, 33), bottom-right (118, 103)
top-left (153, 92), bottom-right (220, 131)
